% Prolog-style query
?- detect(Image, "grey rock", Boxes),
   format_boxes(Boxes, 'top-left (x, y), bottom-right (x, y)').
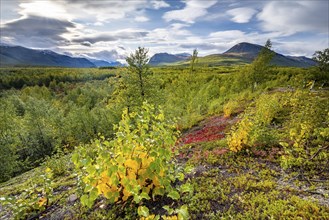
top-left (68, 194), bottom-right (78, 203)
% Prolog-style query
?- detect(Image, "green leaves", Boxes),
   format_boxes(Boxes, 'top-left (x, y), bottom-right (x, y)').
top-left (180, 183), bottom-right (194, 195)
top-left (163, 205), bottom-right (175, 215)
top-left (80, 195), bottom-right (90, 208)
top-left (168, 190), bottom-right (180, 200)
top-left (227, 93), bottom-right (282, 152)
top-left (177, 205), bottom-right (189, 220)
top-left (138, 206), bottom-right (150, 217)
top-left (73, 102), bottom-right (184, 217)
top-left (163, 205), bottom-right (190, 220)
top-left (281, 90), bottom-right (329, 172)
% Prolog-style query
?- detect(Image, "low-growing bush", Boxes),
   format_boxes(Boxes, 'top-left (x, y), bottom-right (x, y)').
top-left (280, 90), bottom-right (329, 174)
top-left (223, 100), bottom-right (240, 118)
top-left (72, 102), bottom-right (190, 219)
top-left (227, 89), bottom-right (329, 176)
top-left (227, 93), bottom-right (282, 152)
top-left (43, 152), bottom-right (72, 177)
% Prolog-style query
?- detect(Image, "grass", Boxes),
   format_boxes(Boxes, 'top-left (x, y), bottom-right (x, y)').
top-left (172, 54), bottom-right (249, 67)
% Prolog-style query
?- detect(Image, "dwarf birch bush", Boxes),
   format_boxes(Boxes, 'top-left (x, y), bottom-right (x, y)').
top-left (72, 102), bottom-right (187, 217)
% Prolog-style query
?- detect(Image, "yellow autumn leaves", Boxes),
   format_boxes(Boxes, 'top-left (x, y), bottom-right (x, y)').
top-left (96, 171), bottom-right (119, 200)
top-left (38, 197), bottom-right (47, 207)
top-left (227, 118), bottom-right (252, 152)
top-left (73, 102), bottom-right (180, 218)
top-left (92, 147), bottom-right (163, 203)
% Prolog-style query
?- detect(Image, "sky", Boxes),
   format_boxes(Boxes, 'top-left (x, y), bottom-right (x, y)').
top-left (0, 0), bottom-right (328, 62)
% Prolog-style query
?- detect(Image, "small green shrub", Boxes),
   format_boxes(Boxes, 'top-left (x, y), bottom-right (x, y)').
top-left (73, 102), bottom-right (189, 219)
top-left (227, 93), bottom-right (282, 152)
top-left (223, 100), bottom-right (240, 117)
top-left (280, 90), bottom-right (329, 173)
top-left (208, 98), bottom-right (223, 115)
top-left (43, 152), bottom-right (72, 177)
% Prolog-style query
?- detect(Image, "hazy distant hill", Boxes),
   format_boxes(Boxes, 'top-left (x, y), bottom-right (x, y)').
top-left (149, 52), bottom-right (190, 66)
top-left (150, 42), bottom-right (316, 67)
top-left (286, 55), bottom-right (317, 67)
top-left (87, 58), bottom-right (122, 67)
top-left (0, 45), bottom-right (96, 68)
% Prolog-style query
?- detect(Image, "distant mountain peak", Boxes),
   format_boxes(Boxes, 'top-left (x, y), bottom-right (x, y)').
top-left (149, 52), bottom-right (190, 66)
top-left (223, 42), bottom-right (264, 57)
top-left (223, 42), bottom-right (315, 67)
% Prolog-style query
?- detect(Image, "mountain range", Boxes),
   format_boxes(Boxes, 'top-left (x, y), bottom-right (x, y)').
top-left (149, 42), bottom-right (316, 67)
top-left (0, 42), bottom-right (316, 68)
top-left (0, 45), bottom-right (122, 68)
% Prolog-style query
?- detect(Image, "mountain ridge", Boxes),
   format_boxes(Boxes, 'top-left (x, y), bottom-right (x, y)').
top-left (0, 45), bottom-right (96, 68)
top-left (0, 43), bottom-right (316, 68)
top-left (0, 45), bottom-right (122, 68)
top-left (149, 42), bottom-right (316, 67)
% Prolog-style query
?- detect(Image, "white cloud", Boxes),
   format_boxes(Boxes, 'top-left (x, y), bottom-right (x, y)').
top-left (135, 16), bottom-right (150, 22)
top-left (205, 30), bottom-right (290, 53)
top-left (258, 1), bottom-right (329, 35)
top-left (143, 23), bottom-right (196, 55)
top-left (81, 50), bottom-right (125, 61)
top-left (227, 7), bottom-right (257, 23)
top-left (146, 22), bottom-right (192, 44)
top-left (71, 29), bottom-right (149, 44)
top-left (209, 30), bottom-right (245, 39)
top-left (16, 0), bottom-right (150, 22)
top-left (57, 42), bottom-right (129, 60)
top-left (163, 0), bottom-right (217, 23)
top-left (18, 1), bottom-right (71, 20)
top-left (151, 0), bottom-right (170, 9)
top-left (78, 1), bottom-right (146, 22)
top-left (274, 38), bottom-right (329, 57)
top-left (93, 22), bottom-right (104, 26)
top-left (170, 23), bottom-right (190, 30)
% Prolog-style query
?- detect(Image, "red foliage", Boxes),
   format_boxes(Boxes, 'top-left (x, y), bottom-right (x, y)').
top-left (182, 126), bottom-right (225, 144)
top-left (175, 116), bottom-right (238, 161)
top-left (179, 116), bottom-right (232, 145)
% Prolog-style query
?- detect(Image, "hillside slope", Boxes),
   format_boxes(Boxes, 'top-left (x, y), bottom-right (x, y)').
top-left (0, 45), bottom-right (96, 68)
top-left (149, 53), bottom-right (190, 66)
